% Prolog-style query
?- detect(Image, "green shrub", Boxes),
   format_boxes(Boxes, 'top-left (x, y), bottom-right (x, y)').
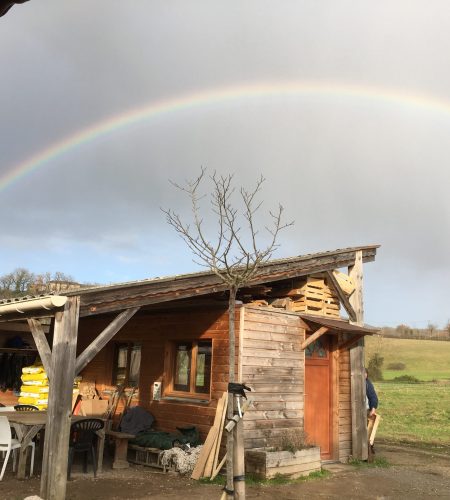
top-left (367, 352), bottom-right (384, 381)
top-left (387, 362), bottom-right (406, 370)
top-left (391, 375), bottom-right (420, 383)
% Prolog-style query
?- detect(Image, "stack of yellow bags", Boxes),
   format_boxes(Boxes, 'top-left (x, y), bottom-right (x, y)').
top-left (19, 364), bottom-right (49, 410)
top-left (19, 365), bottom-right (82, 410)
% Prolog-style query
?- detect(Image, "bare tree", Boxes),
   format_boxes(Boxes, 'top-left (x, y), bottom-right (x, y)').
top-left (0, 268), bottom-right (34, 298)
top-left (163, 168), bottom-right (292, 499)
top-left (0, 268), bottom-right (76, 299)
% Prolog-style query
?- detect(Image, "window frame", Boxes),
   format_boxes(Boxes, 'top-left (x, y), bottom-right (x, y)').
top-left (164, 339), bottom-right (213, 400)
top-left (112, 342), bottom-right (142, 388)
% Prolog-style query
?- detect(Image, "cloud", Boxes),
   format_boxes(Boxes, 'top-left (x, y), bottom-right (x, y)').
top-left (1, 1), bottom-right (449, 326)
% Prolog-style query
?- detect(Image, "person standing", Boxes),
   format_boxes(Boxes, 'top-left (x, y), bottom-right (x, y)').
top-left (365, 368), bottom-right (379, 455)
top-left (365, 367), bottom-right (379, 416)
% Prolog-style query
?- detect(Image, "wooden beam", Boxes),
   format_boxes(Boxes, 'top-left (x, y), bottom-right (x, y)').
top-left (0, 321), bottom-right (49, 333)
top-left (338, 333), bottom-right (365, 351)
top-left (75, 306), bottom-right (140, 375)
top-left (40, 296), bottom-right (80, 500)
top-left (325, 270), bottom-right (357, 322)
top-left (348, 250), bottom-right (368, 461)
top-left (301, 326), bottom-right (329, 350)
top-left (77, 247), bottom-right (378, 317)
top-left (27, 318), bottom-right (53, 380)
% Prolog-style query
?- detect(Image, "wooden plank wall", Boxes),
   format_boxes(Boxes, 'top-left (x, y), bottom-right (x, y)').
top-left (77, 306), bottom-right (237, 441)
top-left (338, 345), bottom-right (352, 461)
top-left (241, 307), bottom-right (305, 450)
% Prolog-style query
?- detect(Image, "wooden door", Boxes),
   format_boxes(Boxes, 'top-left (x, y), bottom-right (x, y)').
top-left (304, 335), bottom-right (332, 459)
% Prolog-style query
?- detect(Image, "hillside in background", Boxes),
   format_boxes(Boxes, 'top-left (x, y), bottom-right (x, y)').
top-left (365, 335), bottom-right (450, 381)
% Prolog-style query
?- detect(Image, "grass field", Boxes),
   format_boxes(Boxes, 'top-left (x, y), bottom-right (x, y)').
top-left (365, 336), bottom-right (450, 381)
top-left (373, 381), bottom-right (450, 447)
top-left (365, 336), bottom-right (450, 448)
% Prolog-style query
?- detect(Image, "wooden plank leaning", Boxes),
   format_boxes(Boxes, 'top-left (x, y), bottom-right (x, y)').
top-left (191, 392), bottom-right (227, 480)
top-left (204, 392), bottom-right (228, 477)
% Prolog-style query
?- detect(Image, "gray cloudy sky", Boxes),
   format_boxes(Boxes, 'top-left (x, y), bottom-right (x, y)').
top-left (1, 1), bottom-right (449, 327)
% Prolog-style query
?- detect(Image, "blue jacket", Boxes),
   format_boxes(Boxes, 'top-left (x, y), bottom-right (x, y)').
top-left (366, 379), bottom-right (378, 410)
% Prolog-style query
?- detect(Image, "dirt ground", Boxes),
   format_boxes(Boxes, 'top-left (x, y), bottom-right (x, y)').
top-left (1, 442), bottom-right (450, 500)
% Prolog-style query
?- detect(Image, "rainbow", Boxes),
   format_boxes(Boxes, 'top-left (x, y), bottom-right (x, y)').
top-left (2, 81), bottom-right (449, 192)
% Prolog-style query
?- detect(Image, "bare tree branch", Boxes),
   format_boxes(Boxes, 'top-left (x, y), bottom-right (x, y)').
top-left (162, 168), bottom-right (293, 290)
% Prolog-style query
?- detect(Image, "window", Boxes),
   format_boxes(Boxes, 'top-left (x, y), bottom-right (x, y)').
top-left (305, 338), bottom-right (328, 359)
top-left (113, 343), bottom-right (141, 387)
top-left (165, 340), bottom-right (212, 398)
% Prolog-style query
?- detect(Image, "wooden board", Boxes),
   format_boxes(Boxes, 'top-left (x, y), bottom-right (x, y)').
top-left (191, 392), bottom-right (227, 479)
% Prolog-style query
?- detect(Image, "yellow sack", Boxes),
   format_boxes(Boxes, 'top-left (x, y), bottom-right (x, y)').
top-left (20, 385), bottom-right (49, 394)
top-left (36, 398), bottom-right (48, 405)
top-left (21, 373), bottom-right (48, 382)
top-left (22, 365), bottom-right (45, 375)
top-left (21, 379), bottom-right (48, 386)
top-left (20, 391), bottom-right (43, 398)
top-left (18, 396), bottom-right (39, 405)
top-left (36, 405), bottom-right (47, 411)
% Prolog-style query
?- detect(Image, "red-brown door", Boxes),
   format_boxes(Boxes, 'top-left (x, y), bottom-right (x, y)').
top-left (304, 335), bottom-right (332, 459)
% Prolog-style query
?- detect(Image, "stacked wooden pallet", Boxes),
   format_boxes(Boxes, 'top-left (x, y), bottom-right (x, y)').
top-left (191, 391), bottom-right (228, 480)
top-left (289, 275), bottom-right (340, 318)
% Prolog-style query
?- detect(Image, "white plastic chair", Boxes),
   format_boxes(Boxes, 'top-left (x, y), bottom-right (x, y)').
top-left (0, 415), bottom-right (35, 480)
top-left (0, 407), bottom-right (16, 412)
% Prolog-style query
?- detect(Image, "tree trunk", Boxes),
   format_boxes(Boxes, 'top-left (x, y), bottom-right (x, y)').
top-left (226, 286), bottom-right (237, 499)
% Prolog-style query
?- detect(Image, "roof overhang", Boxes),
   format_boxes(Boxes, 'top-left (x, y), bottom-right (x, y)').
top-left (73, 245), bottom-right (379, 317)
top-left (299, 314), bottom-right (379, 351)
top-left (0, 245), bottom-right (380, 321)
top-left (299, 314), bottom-right (379, 335)
top-left (0, 295), bottom-right (67, 319)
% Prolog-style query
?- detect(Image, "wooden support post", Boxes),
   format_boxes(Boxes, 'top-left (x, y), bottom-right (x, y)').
top-left (27, 318), bottom-right (53, 380)
top-left (40, 296), bottom-right (80, 500)
top-left (348, 251), bottom-right (368, 461)
top-left (75, 306), bottom-right (140, 375)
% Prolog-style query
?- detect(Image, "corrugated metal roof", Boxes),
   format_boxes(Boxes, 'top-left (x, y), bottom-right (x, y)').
top-left (0, 293), bottom-right (57, 306)
top-left (61, 244), bottom-right (379, 297)
top-left (0, 245), bottom-right (379, 317)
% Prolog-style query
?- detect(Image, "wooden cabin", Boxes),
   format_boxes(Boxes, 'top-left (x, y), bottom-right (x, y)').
top-left (0, 245), bottom-right (378, 498)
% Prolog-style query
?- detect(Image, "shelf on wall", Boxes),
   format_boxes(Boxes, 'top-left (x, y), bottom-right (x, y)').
top-left (0, 348), bottom-right (38, 354)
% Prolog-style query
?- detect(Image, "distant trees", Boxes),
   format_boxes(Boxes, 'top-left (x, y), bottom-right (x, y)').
top-left (381, 324), bottom-right (450, 341)
top-left (0, 268), bottom-right (76, 299)
top-left (426, 322), bottom-right (438, 337)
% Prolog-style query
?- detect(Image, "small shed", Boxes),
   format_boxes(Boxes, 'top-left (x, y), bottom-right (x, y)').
top-left (0, 245), bottom-right (378, 498)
